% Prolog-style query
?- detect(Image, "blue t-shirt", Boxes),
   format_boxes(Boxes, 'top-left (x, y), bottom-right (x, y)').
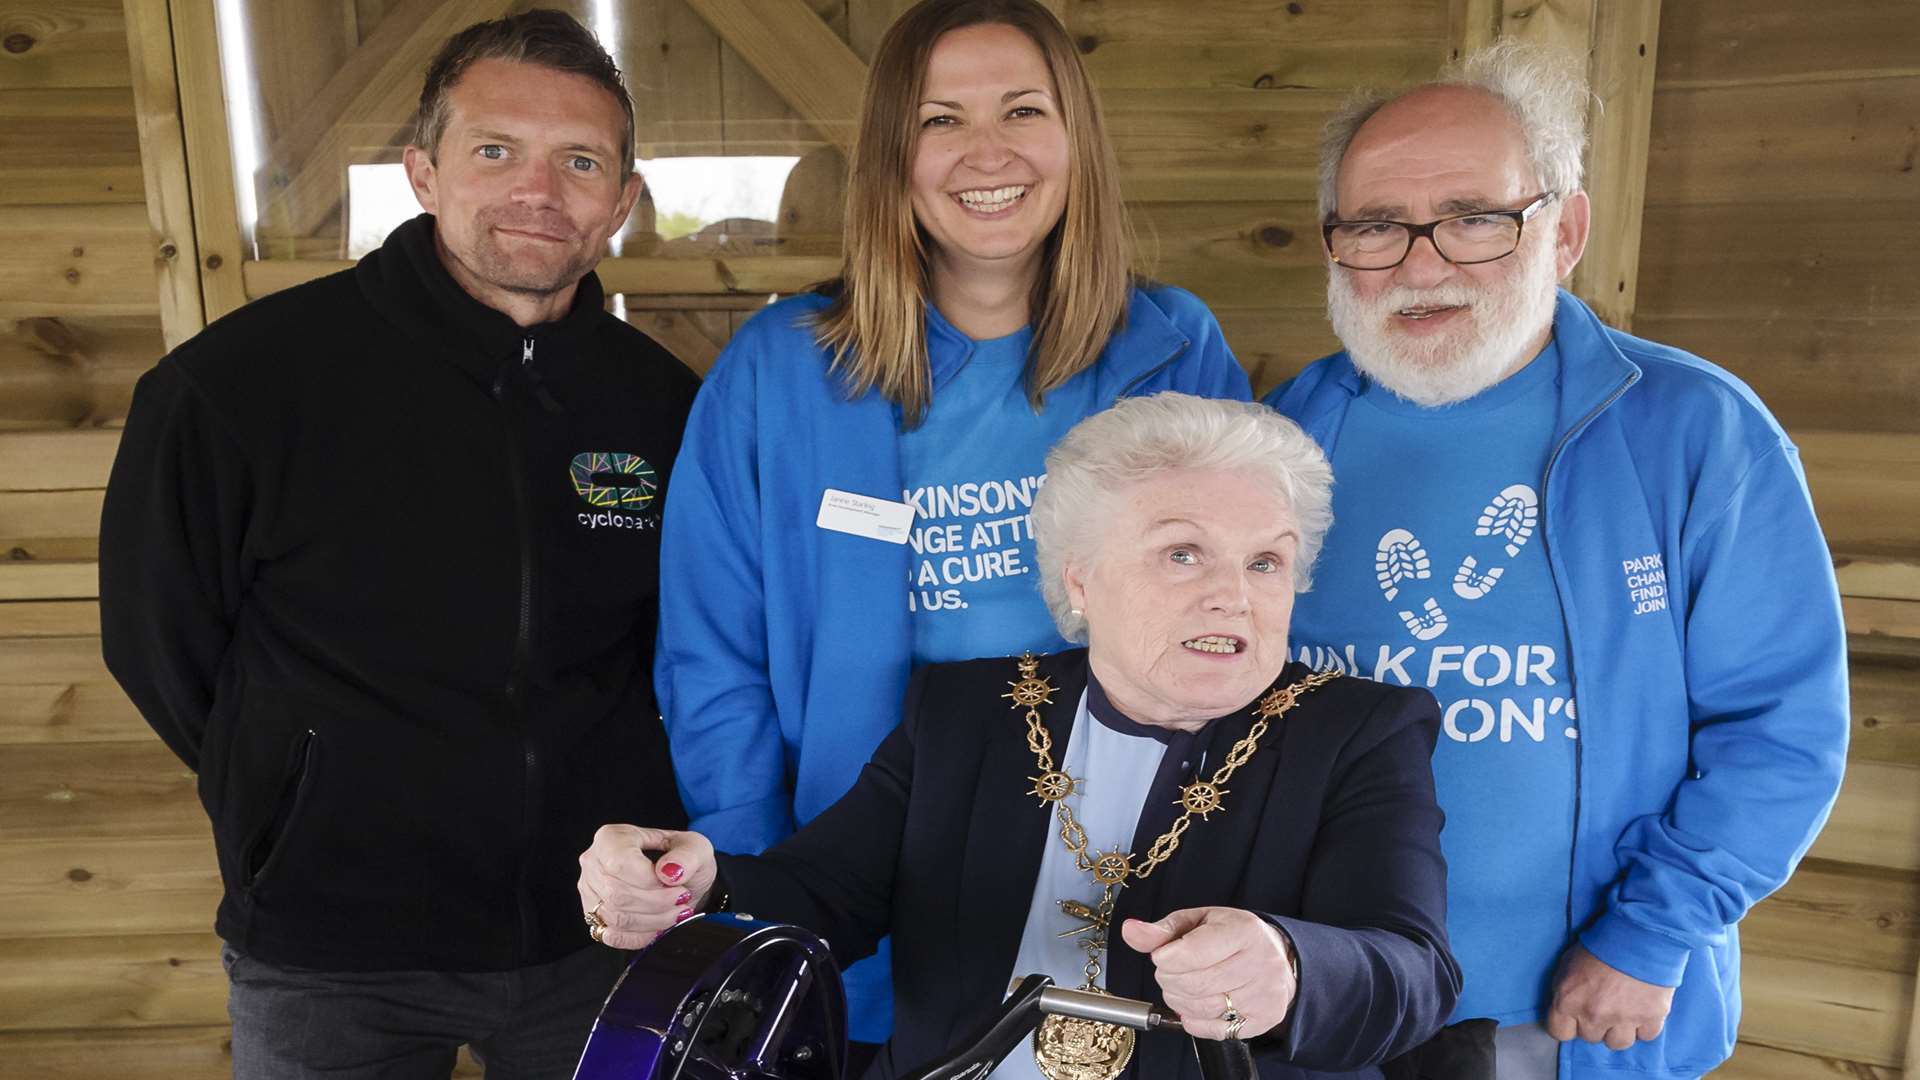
top-left (1288, 342), bottom-right (1576, 1025)
top-left (900, 320), bottom-right (1087, 665)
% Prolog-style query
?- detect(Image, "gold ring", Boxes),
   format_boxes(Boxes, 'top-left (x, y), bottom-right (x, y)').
top-left (1220, 991), bottom-right (1240, 1024)
top-left (588, 920), bottom-right (608, 944)
top-left (585, 899), bottom-right (608, 938)
top-left (1224, 1014), bottom-right (1246, 1040)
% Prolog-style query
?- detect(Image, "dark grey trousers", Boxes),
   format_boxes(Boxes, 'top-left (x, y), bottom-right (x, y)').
top-left (223, 942), bottom-right (630, 1080)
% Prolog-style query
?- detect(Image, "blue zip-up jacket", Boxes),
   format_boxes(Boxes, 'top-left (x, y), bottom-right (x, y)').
top-left (1265, 290), bottom-right (1848, 1078)
top-left (658, 284), bottom-right (1251, 1037)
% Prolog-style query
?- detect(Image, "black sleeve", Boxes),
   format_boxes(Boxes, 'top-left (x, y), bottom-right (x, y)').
top-left (1258, 689), bottom-right (1460, 1069)
top-left (712, 666), bottom-right (927, 969)
top-left (98, 359), bottom-right (254, 771)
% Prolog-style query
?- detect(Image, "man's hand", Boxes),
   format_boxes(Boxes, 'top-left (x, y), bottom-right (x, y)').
top-left (1546, 943), bottom-right (1675, 1051)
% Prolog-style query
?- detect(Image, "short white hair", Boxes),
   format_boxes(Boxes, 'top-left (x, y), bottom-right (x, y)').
top-left (1317, 39), bottom-right (1590, 218)
top-left (1031, 393), bottom-right (1333, 643)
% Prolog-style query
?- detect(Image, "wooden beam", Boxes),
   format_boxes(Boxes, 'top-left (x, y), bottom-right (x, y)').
top-left (255, 0), bottom-right (515, 244)
top-left (123, 0), bottom-right (204, 350)
top-left (166, 0), bottom-right (247, 322)
top-left (1568, 0), bottom-right (1659, 329)
top-left (1447, 1), bottom-right (1660, 331)
top-left (240, 254), bottom-right (842, 301)
top-left (682, 0), bottom-right (866, 154)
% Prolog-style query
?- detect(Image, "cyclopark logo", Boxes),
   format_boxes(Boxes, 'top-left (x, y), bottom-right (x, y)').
top-left (571, 451), bottom-right (660, 531)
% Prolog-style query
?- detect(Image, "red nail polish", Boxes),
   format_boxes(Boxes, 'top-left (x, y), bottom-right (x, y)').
top-left (675, 891), bottom-right (693, 906)
top-left (660, 862), bottom-right (684, 882)
top-left (675, 908), bottom-right (695, 923)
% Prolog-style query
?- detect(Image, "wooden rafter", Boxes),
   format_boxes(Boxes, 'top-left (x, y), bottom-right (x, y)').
top-left (683, 0), bottom-right (867, 155)
top-left (122, 0), bottom-right (203, 348)
top-left (256, 0), bottom-right (515, 242)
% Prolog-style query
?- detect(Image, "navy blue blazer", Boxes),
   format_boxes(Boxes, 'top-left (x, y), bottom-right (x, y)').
top-left (718, 649), bottom-right (1460, 1079)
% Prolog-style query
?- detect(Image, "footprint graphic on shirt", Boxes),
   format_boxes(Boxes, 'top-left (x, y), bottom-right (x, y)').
top-left (1375, 482), bottom-right (1539, 640)
top-left (1374, 528), bottom-right (1432, 602)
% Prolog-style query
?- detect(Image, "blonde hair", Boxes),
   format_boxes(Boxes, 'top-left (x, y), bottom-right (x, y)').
top-left (810, 0), bottom-right (1135, 427)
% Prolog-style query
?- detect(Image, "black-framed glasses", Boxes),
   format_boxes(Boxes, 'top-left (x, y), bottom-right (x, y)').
top-left (1322, 193), bottom-right (1556, 270)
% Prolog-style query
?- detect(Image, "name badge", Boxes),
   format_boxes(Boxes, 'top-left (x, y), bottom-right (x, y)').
top-left (816, 488), bottom-right (913, 544)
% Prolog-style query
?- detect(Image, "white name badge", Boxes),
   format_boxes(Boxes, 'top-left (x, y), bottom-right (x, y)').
top-left (816, 488), bottom-right (914, 544)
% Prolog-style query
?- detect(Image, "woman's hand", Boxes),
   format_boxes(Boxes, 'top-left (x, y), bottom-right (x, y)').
top-left (1120, 907), bottom-right (1297, 1041)
top-left (577, 824), bottom-right (717, 949)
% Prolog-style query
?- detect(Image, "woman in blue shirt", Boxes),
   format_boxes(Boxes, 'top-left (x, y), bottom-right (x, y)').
top-left (654, 0), bottom-right (1250, 1055)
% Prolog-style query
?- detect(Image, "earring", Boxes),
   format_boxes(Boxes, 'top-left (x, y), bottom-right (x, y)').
top-left (1069, 608), bottom-right (1083, 617)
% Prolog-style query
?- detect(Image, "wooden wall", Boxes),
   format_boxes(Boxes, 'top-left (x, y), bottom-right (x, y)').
top-left (0, 1), bottom-right (1912, 1076)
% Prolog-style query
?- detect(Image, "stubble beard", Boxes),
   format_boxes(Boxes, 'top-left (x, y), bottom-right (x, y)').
top-left (461, 207), bottom-right (598, 298)
top-left (1326, 223), bottom-right (1562, 407)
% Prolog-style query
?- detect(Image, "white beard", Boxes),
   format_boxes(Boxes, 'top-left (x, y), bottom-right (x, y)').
top-left (1326, 223), bottom-right (1562, 407)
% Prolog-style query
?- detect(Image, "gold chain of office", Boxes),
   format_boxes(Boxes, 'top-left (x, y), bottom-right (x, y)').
top-left (1005, 653), bottom-right (1337, 1080)
top-left (1006, 651), bottom-right (1339, 890)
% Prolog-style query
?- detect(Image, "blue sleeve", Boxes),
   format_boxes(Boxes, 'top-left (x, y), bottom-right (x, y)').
top-left (1263, 692), bottom-right (1459, 1068)
top-left (1580, 440), bottom-right (1850, 986)
top-left (1152, 287), bottom-right (1253, 402)
top-left (655, 330), bottom-right (797, 854)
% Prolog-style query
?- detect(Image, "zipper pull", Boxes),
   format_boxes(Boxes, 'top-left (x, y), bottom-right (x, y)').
top-left (522, 337), bottom-right (534, 365)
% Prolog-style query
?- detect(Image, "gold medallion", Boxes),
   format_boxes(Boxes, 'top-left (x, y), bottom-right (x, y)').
top-left (1033, 1008), bottom-right (1136, 1080)
top-left (1090, 850), bottom-right (1132, 886)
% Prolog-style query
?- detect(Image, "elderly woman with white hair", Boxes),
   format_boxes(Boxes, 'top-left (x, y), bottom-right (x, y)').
top-left (579, 393), bottom-right (1458, 1080)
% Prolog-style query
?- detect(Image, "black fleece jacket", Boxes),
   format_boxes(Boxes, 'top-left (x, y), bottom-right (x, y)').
top-left (99, 214), bottom-right (697, 971)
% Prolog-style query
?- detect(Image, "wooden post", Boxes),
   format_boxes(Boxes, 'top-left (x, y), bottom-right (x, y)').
top-left (122, 0), bottom-right (205, 349)
top-left (167, 0), bottom-right (249, 322)
top-left (1448, 0), bottom-right (1661, 332)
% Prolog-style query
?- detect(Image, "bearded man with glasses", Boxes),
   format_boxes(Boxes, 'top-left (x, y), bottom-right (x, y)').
top-left (1265, 41), bottom-right (1847, 1080)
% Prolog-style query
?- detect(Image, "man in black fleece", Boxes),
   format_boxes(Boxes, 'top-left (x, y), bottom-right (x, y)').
top-left (98, 11), bottom-right (696, 1078)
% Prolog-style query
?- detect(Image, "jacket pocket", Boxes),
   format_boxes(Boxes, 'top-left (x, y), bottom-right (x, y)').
top-left (242, 728), bottom-right (316, 893)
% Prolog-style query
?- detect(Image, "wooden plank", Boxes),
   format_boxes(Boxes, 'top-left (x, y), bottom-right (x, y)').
top-left (0, 0), bottom-right (130, 90)
top-left (683, 0), bottom-right (865, 154)
top-left (254, 0), bottom-right (516, 244)
top-left (629, 310), bottom-right (724, 378)
top-left (1131, 200), bottom-right (1325, 310)
top-left (1646, 78), bottom-right (1920, 207)
top-left (0, 204), bottom-right (160, 317)
top-left (1634, 201), bottom-right (1920, 321)
top-left (715, 0), bottom-right (844, 156)
top-left (1103, 87), bottom-right (1339, 204)
top-left (1743, 858), bottom-right (1920, 974)
top-left (0, 316), bottom-right (156, 430)
top-left (1851, 657), bottom-right (1920, 768)
top-left (844, 0), bottom-right (912, 63)
top-left (1567, 0), bottom-right (1659, 330)
top-left (0, 834), bottom-right (216, 939)
top-left (1809, 760), bottom-right (1920, 874)
top-left (1630, 316), bottom-right (1920, 436)
top-left (0, 87), bottom-right (143, 205)
top-left (1080, 42), bottom-right (1439, 94)
top-left (0, 676), bottom-right (146, 746)
top-left (241, 254), bottom-right (843, 300)
top-left (0, 429), bottom-right (120, 491)
top-left (1840, 558), bottom-right (1920, 604)
top-left (0, 1024), bottom-right (230, 1079)
top-left (1655, 0), bottom-right (1920, 89)
top-left (620, 0), bottom-right (725, 161)
top-left (168, 0), bottom-right (251, 321)
top-left (1850, 599), bottom-right (1920, 647)
top-left (0, 489), bottom-right (107, 547)
top-left (0, 634), bottom-right (112, 686)
top-left (1208, 307), bottom-right (1341, 399)
top-left (0, 599), bottom-right (102, 637)
top-left (122, 0), bottom-right (204, 350)
top-left (0, 559), bottom-right (96, 601)
top-left (0, 739), bottom-right (201, 842)
top-left (1716, 1041), bottom-right (1899, 1080)
top-left (1077, 0), bottom-right (1442, 48)
top-left (0, 931), bottom-right (225, 1031)
top-left (1739, 951), bottom-right (1912, 1067)
top-left (1798, 431), bottom-right (1920, 561)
